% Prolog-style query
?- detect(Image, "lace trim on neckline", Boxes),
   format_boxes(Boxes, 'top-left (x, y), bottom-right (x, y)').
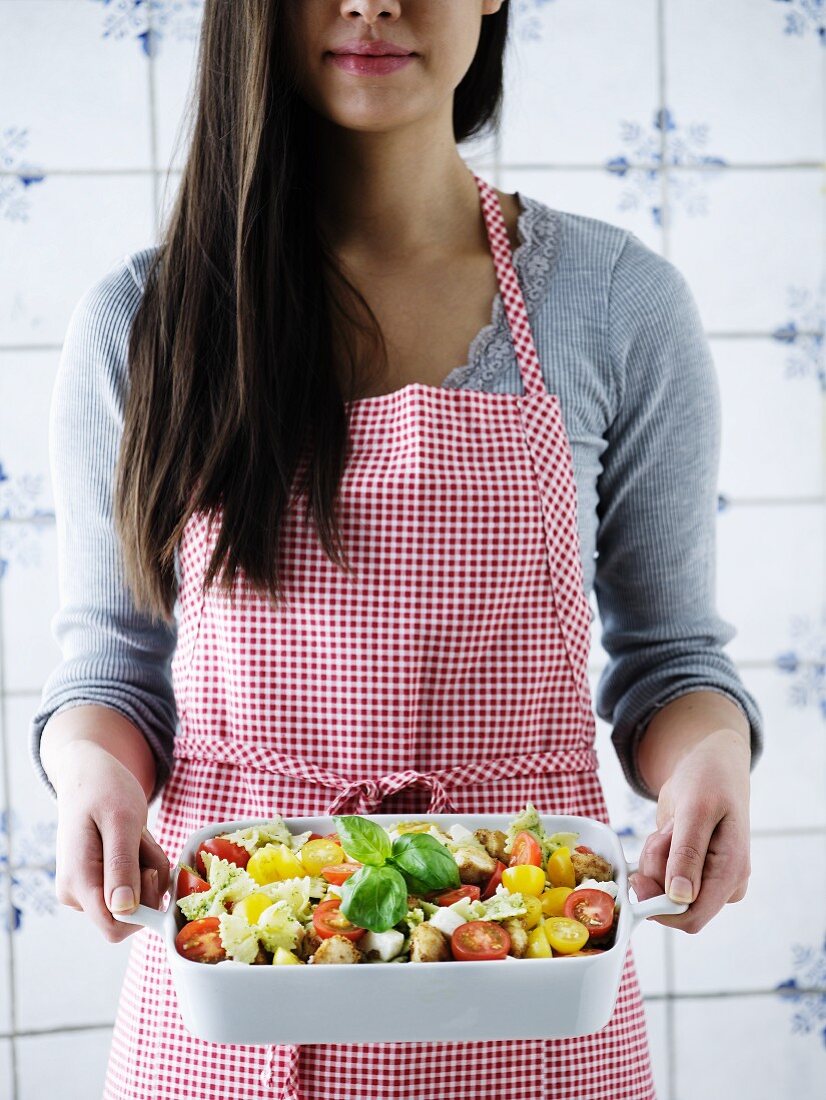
top-left (439, 191), bottom-right (562, 392)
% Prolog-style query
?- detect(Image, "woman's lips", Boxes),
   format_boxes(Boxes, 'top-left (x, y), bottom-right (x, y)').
top-left (326, 52), bottom-right (417, 76)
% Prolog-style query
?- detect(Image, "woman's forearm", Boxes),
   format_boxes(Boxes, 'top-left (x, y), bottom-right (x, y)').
top-left (635, 690), bottom-right (751, 799)
top-left (41, 704), bottom-right (157, 802)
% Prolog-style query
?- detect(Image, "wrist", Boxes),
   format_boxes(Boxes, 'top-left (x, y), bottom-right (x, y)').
top-left (636, 691), bottom-right (751, 798)
top-left (42, 705), bottom-right (157, 802)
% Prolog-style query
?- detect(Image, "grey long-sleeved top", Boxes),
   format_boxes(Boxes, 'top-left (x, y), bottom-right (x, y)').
top-left (29, 191), bottom-right (765, 805)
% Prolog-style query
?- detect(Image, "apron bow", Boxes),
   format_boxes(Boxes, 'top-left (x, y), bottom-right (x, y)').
top-left (326, 768), bottom-right (458, 815)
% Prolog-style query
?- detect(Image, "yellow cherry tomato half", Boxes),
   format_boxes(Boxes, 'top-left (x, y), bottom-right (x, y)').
top-left (526, 921), bottom-right (552, 958)
top-left (502, 864), bottom-right (546, 897)
top-left (235, 892), bottom-right (276, 925)
top-left (521, 895), bottom-right (544, 929)
top-left (541, 886), bottom-right (574, 918)
top-left (546, 846), bottom-right (576, 889)
top-left (299, 839), bottom-right (345, 876)
top-left (544, 916), bottom-right (589, 954)
top-left (247, 843), bottom-right (305, 885)
top-left (272, 947), bottom-right (304, 965)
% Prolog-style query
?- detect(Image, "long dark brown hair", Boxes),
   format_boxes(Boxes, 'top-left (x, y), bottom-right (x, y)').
top-left (114, 0), bottom-right (511, 625)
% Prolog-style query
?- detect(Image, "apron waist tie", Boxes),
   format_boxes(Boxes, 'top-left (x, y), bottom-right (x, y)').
top-left (172, 735), bottom-right (599, 815)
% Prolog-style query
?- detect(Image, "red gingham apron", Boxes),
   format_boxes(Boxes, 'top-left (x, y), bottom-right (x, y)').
top-left (103, 168), bottom-right (656, 1100)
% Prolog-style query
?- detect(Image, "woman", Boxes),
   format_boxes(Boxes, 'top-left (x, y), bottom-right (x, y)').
top-left (32, 2), bottom-right (762, 1098)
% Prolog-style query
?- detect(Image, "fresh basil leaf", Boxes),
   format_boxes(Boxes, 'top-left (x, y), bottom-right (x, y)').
top-left (390, 833), bottom-right (461, 894)
top-left (339, 864), bottom-right (409, 933)
top-left (332, 815), bottom-right (392, 867)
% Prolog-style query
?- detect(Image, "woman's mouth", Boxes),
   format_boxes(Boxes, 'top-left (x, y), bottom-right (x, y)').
top-left (325, 52), bottom-right (417, 76)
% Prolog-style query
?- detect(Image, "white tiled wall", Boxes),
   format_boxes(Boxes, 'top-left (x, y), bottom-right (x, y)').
top-left (0, 2), bottom-right (823, 1098)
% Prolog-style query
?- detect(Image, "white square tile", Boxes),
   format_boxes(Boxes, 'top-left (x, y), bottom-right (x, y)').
top-left (500, 167), bottom-right (666, 253)
top-left (502, 0), bottom-right (660, 166)
top-left (667, 169), bottom-right (824, 333)
top-left (665, 0), bottom-right (825, 164)
top-left (0, 174), bottom-right (155, 346)
top-left (673, 993), bottom-right (826, 1100)
top-left (671, 833), bottom-right (826, 996)
top-left (716, 502), bottom-right (824, 664)
top-left (6, 695), bottom-right (58, 871)
top-left (0, 1040), bottom-right (12, 1100)
top-left (153, 11), bottom-right (202, 173)
top-left (741, 667), bottom-right (826, 833)
top-left (17, 1026), bottom-right (114, 1100)
top-left (12, 868), bottom-right (134, 1030)
top-left (643, 998), bottom-right (670, 1100)
top-left (0, 520), bottom-right (62, 693)
top-left (0, 349), bottom-right (59, 519)
top-left (0, 0), bottom-right (152, 171)
top-left (714, 338), bottom-right (824, 500)
top-left (0, 878), bottom-right (11, 1038)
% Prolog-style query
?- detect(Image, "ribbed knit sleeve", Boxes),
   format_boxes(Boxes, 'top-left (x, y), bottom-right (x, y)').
top-left (29, 259), bottom-right (178, 805)
top-left (594, 232), bottom-right (764, 800)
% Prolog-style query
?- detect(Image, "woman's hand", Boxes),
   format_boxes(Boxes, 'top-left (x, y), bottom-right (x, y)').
top-left (51, 740), bottom-right (172, 942)
top-left (629, 727), bottom-right (752, 934)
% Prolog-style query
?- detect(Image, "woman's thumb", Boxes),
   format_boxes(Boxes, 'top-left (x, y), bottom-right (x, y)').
top-left (102, 814), bottom-right (144, 915)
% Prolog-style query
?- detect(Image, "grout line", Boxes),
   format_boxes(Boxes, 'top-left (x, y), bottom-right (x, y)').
top-left (146, 2), bottom-right (160, 239)
top-left (1, 330), bottom-right (822, 355)
top-left (642, 986), bottom-right (826, 1002)
top-left (0, 169), bottom-right (155, 178)
top-left (2, 161), bottom-right (824, 179)
top-left (7, 1022), bottom-right (113, 1042)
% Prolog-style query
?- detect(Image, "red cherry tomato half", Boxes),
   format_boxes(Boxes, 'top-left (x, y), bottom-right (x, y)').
top-left (176, 866), bottom-right (210, 901)
top-left (195, 837), bottom-right (250, 877)
top-left (312, 898), bottom-right (367, 942)
top-left (562, 888), bottom-right (615, 936)
top-left (433, 884), bottom-right (481, 907)
top-left (320, 861), bottom-right (362, 886)
top-left (568, 948), bottom-right (607, 956)
top-left (307, 832), bottom-right (326, 841)
top-left (451, 920), bottom-right (511, 961)
top-left (575, 845), bottom-right (594, 855)
top-left (481, 860), bottom-right (507, 901)
top-left (508, 831), bottom-right (543, 867)
top-left (324, 832), bottom-right (341, 844)
top-left (174, 917), bottom-right (226, 963)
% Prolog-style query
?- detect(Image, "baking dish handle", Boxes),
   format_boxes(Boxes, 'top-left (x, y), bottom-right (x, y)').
top-left (111, 903), bottom-right (168, 936)
top-left (625, 855), bottom-right (689, 924)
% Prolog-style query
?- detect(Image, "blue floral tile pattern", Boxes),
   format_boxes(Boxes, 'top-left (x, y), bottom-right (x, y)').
top-left (776, 935), bottom-right (826, 1046)
top-left (606, 109), bottom-right (727, 227)
top-left (0, 461), bottom-right (53, 580)
top-left (776, 611), bottom-right (826, 719)
top-left (0, 127), bottom-right (45, 223)
top-left (90, 0), bottom-right (204, 56)
top-left (773, 276), bottom-right (826, 391)
top-left (1, 809), bottom-right (57, 932)
top-left (771, 0), bottom-right (826, 45)
top-left (513, 0), bottom-right (557, 41)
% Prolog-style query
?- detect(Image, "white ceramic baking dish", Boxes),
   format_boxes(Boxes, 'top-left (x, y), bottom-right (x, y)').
top-left (113, 812), bottom-right (687, 1044)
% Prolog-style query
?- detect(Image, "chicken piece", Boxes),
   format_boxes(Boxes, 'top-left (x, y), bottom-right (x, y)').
top-left (295, 925), bottom-right (322, 962)
top-left (251, 946), bottom-right (272, 965)
top-left (474, 828), bottom-right (509, 863)
top-left (311, 935), bottom-right (363, 965)
top-left (409, 922), bottom-right (451, 963)
top-left (501, 917), bottom-right (528, 959)
top-left (571, 850), bottom-right (614, 884)
top-left (452, 845), bottom-right (497, 886)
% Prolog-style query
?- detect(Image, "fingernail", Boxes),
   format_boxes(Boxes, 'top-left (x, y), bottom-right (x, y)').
top-left (110, 886), bottom-right (136, 913)
top-left (668, 876), bottom-right (694, 903)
